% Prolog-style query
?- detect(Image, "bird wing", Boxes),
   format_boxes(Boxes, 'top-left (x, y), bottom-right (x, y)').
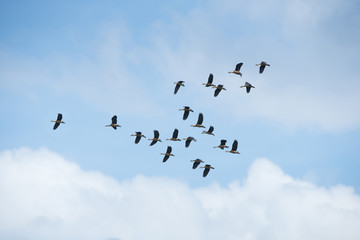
top-left (173, 129), bottom-right (179, 138)
top-left (197, 113), bottom-right (204, 124)
top-left (53, 122), bottom-right (60, 130)
top-left (193, 161), bottom-right (201, 169)
top-left (150, 140), bottom-right (157, 146)
top-left (163, 155), bottom-right (169, 162)
top-left (185, 139), bottom-right (191, 148)
top-left (220, 139), bottom-right (227, 145)
top-left (57, 113), bottom-right (62, 121)
top-left (235, 63), bottom-right (243, 71)
top-left (246, 86), bottom-right (251, 93)
top-left (203, 168), bottom-right (210, 177)
top-left (166, 146), bottom-right (172, 153)
top-left (209, 126), bottom-right (214, 133)
top-left (232, 140), bottom-right (238, 151)
top-left (111, 115), bottom-right (117, 124)
top-left (174, 84), bottom-right (180, 94)
top-left (112, 125), bottom-right (117, 130)
top-left (208, 73), bottom-right (213, 84)
top-left (135, 136), bottom-right (141, 144)
top-left (259, 65), bottom-right (265, 74)
top-left (214, 88), bottom-right (221, 97)
top-left (183, 110), bottom-right (189, 120)
top-left (154, 130), bottom-right (159, 139)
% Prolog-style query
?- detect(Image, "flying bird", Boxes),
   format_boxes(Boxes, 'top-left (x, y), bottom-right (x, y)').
top-left (190, 159), bottom-right (204, 169)
top-left (105, 115), bottom-right (121, 130)
top-left (131, 132), bottom-right (146, 144)
top-left (213, 139), bottom-right (229, 149)
top-left (51, 113), bottom-right (65, 130)
top-left (240, 82), bottom-right (255, 93)
top-left (202, 126), bottom-right (214, 136)
top-left (166, 128), bottom-right (181, 141)
top-left (173, 81), bottom-right (185, 94)
top-left (148, 130), bottom-right (162, 146)
top-left (213, 84), bottom-right (226, 97)
top-left (161, 146), bottom-right (174, 162)
top-left (200, 164), bottom-right (214, 177)
top-left (256, 61), bottom-right (270, 74)
top-left (228, 62), bottom-right (243, 76)
top-left (226, 140), bottom-right (240, 154)
top-left (191, 113), bottom-right (205, 128)
top-left (179, 106), bottom-right (193, 120)
top-left (202, 73), bottom-right (215, 87)
top-left (183, 137), bottom-right (196, 148)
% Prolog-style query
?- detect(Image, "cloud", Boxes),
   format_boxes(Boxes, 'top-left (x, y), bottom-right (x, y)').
top-left (0, 148), bottom-right (359, 240)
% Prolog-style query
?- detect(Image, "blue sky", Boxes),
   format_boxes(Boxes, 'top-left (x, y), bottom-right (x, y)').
top-left (1, 0), bottom-right (360, 239)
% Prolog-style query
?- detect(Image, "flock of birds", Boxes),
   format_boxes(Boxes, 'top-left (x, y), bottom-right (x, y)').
top-left (51, 61), bottom-right (270, 177)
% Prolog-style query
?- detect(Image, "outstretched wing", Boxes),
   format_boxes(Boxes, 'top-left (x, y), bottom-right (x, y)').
top-left (259, 65), bottom-right (265, 74)
top-left (208, 73), bottom-right (213, 84)
top-left (214, 88), bottom-right (221, 97)
top-left (174, 84), bottom-right (181, 94)
top-left (53, 122), bottom-right (60, 130)
top-left (203, 168), bottom-right (210, 177)
top-left (232, 140), bottom-right (238, 151)
top-left (172, 129), bottom-right (179, 138)
top-left (150, 140), bottom-right (157, 146)
top-left (56, 113), bottom-right (62, 121)
top-left (197, 113), bottom-right (204, 125)
top-left (183, 110), bottom-right (189, 120)
top-left (154, 130), bottom-right (159, 139)
top-left (220, 139), bottom-right (227, 146)
top-left (208, 126), bottom-right (214, 133)
top-left (185, 139), bottom-right (191, 148)
top-left (193, 161), bottom-right (201, 169)
top-left (166, 146), bottom-right (172, 154)
top-left (163, 155), bottom-right (170, 162)
top-left (235, 62), bottom-right (243, 71)
top-left (111, 115), bottom-right (117, 124)
top-left (135, 136), bottom-right (141, 144)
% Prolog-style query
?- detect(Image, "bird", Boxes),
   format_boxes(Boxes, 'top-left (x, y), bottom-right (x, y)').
top-left (226, 140), bottom-right (240, 154)
top-left (148, 130), bottom-right (162, 146)
top-left (166, 128), bottom-right (181, 141)
top-left (191, 113), bottom-right (205, 128)
top-left (228, 62), bottom-right (243, 76)
top-left (256, 61), bottom-right (270, 74)
top-left (202, 126), bottom-right (214, 136)
top-left (105, 115), bottom-right (121, 130)
top-left (213, 139), bottom-right (229, 149)
top-left (161, 146), bottom-right (174, 162)
top-left (213, 84), bottom-right (226, 97)
top-left (202, 73), bottom-right (215, 87)
top-left (190, 159), bottom-right (204, 169)
top-left (179, 106), bottom-right (193, 120)
top-left (51, 113), bottom-right (65, 130)
top-left (183, 137), bottom-right (196, 148)
top-left (200, 164), bottom-right (214, 177)
top-left (173, 81), bottom-right (185, 94)
top-left (131, 132), bottom-right (146, 144)
top-left (240, 82), bottom-right (255, 93)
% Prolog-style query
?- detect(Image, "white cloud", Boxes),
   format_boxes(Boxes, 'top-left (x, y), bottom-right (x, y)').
top-left (1, 148), bottom-right (359, 240)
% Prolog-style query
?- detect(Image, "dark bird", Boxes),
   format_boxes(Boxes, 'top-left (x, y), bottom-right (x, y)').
top-left (161, 146), bottom-right (174, 162)
top-left (183, 137), bottom-right (196, 148)
top-left (213, 139), bottom-right (229, 150)
top-left (131, 132), bottom-right (146, 144)
top-left (226, 140), bottom-right (240, 154)
top-left (179, 106), bottom-right (193, 120)
top-left (105, 115), bottom-right (121, 130)
top-left (202, 126), bottom-right (214, 136)
top-left (173, 81), bottom-right (185, 94)
top-left (256, 61), bottom-right (270, 74)
top-left (191, 113), bottom-right (205, 128)
top-left (51, 113), bottom-right (65, 130)
top-left (166, 128), bottom-right (181, 141)
top-left (148, 130), bottom-right (162, 146)
top-left (228, 62), bottom-right (243, 76)
top-left (190, 159), bottom-right (204, 169)
top-left (202, 73), bottom-right (215, 87)
top-left (213, 84), bottom-right (226, 97)
top-left (240, 82), bottom-right (255, 93)
top-left (200, 164), bottom-right (214, 177)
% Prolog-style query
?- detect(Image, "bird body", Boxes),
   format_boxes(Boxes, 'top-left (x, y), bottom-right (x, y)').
top-left (183, 137), bottom-right (196, 148)
top-left (240, 82), bottom-right (255, 93)
top-left (179, 106), bottom-right (193, 120)
top-left (213, 84), bottom-right (226, 97)
top-left (131, 132), bottom-right (146, 144)
top-left (161, 146), bottom-right (175, 162)
top-left (226, 140), bottom-right (240, 154)
top-left (191, 113), bottom-right (205, 128)
top-left (149, 130), bottom-right (162, 146)
top-left (228, 62), bottom-right (243, 76)
top-left (200, 164), bottom-right (214, 177)
top-left (173, 81), bottom-right (185, 94)
top-left (202, 126), bottom-right (214, 135)
top-left (51, 113), bottom-right (65, 130)
top-left (166, 128), bottom-right (181, 141)
top-left (213, 139), bottom-right (229, 149)
top-left (202, 73), bottom-right (215, 87)
top-left (256, 61), bottom-right (270, 74)
top-left (190, 159), bottom-right (204, 169)
top-left (105, 115), bottom-right (121, 130)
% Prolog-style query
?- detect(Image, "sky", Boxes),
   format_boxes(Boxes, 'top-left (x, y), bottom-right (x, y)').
top-left (0, 0), bottom-right (360, 239)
